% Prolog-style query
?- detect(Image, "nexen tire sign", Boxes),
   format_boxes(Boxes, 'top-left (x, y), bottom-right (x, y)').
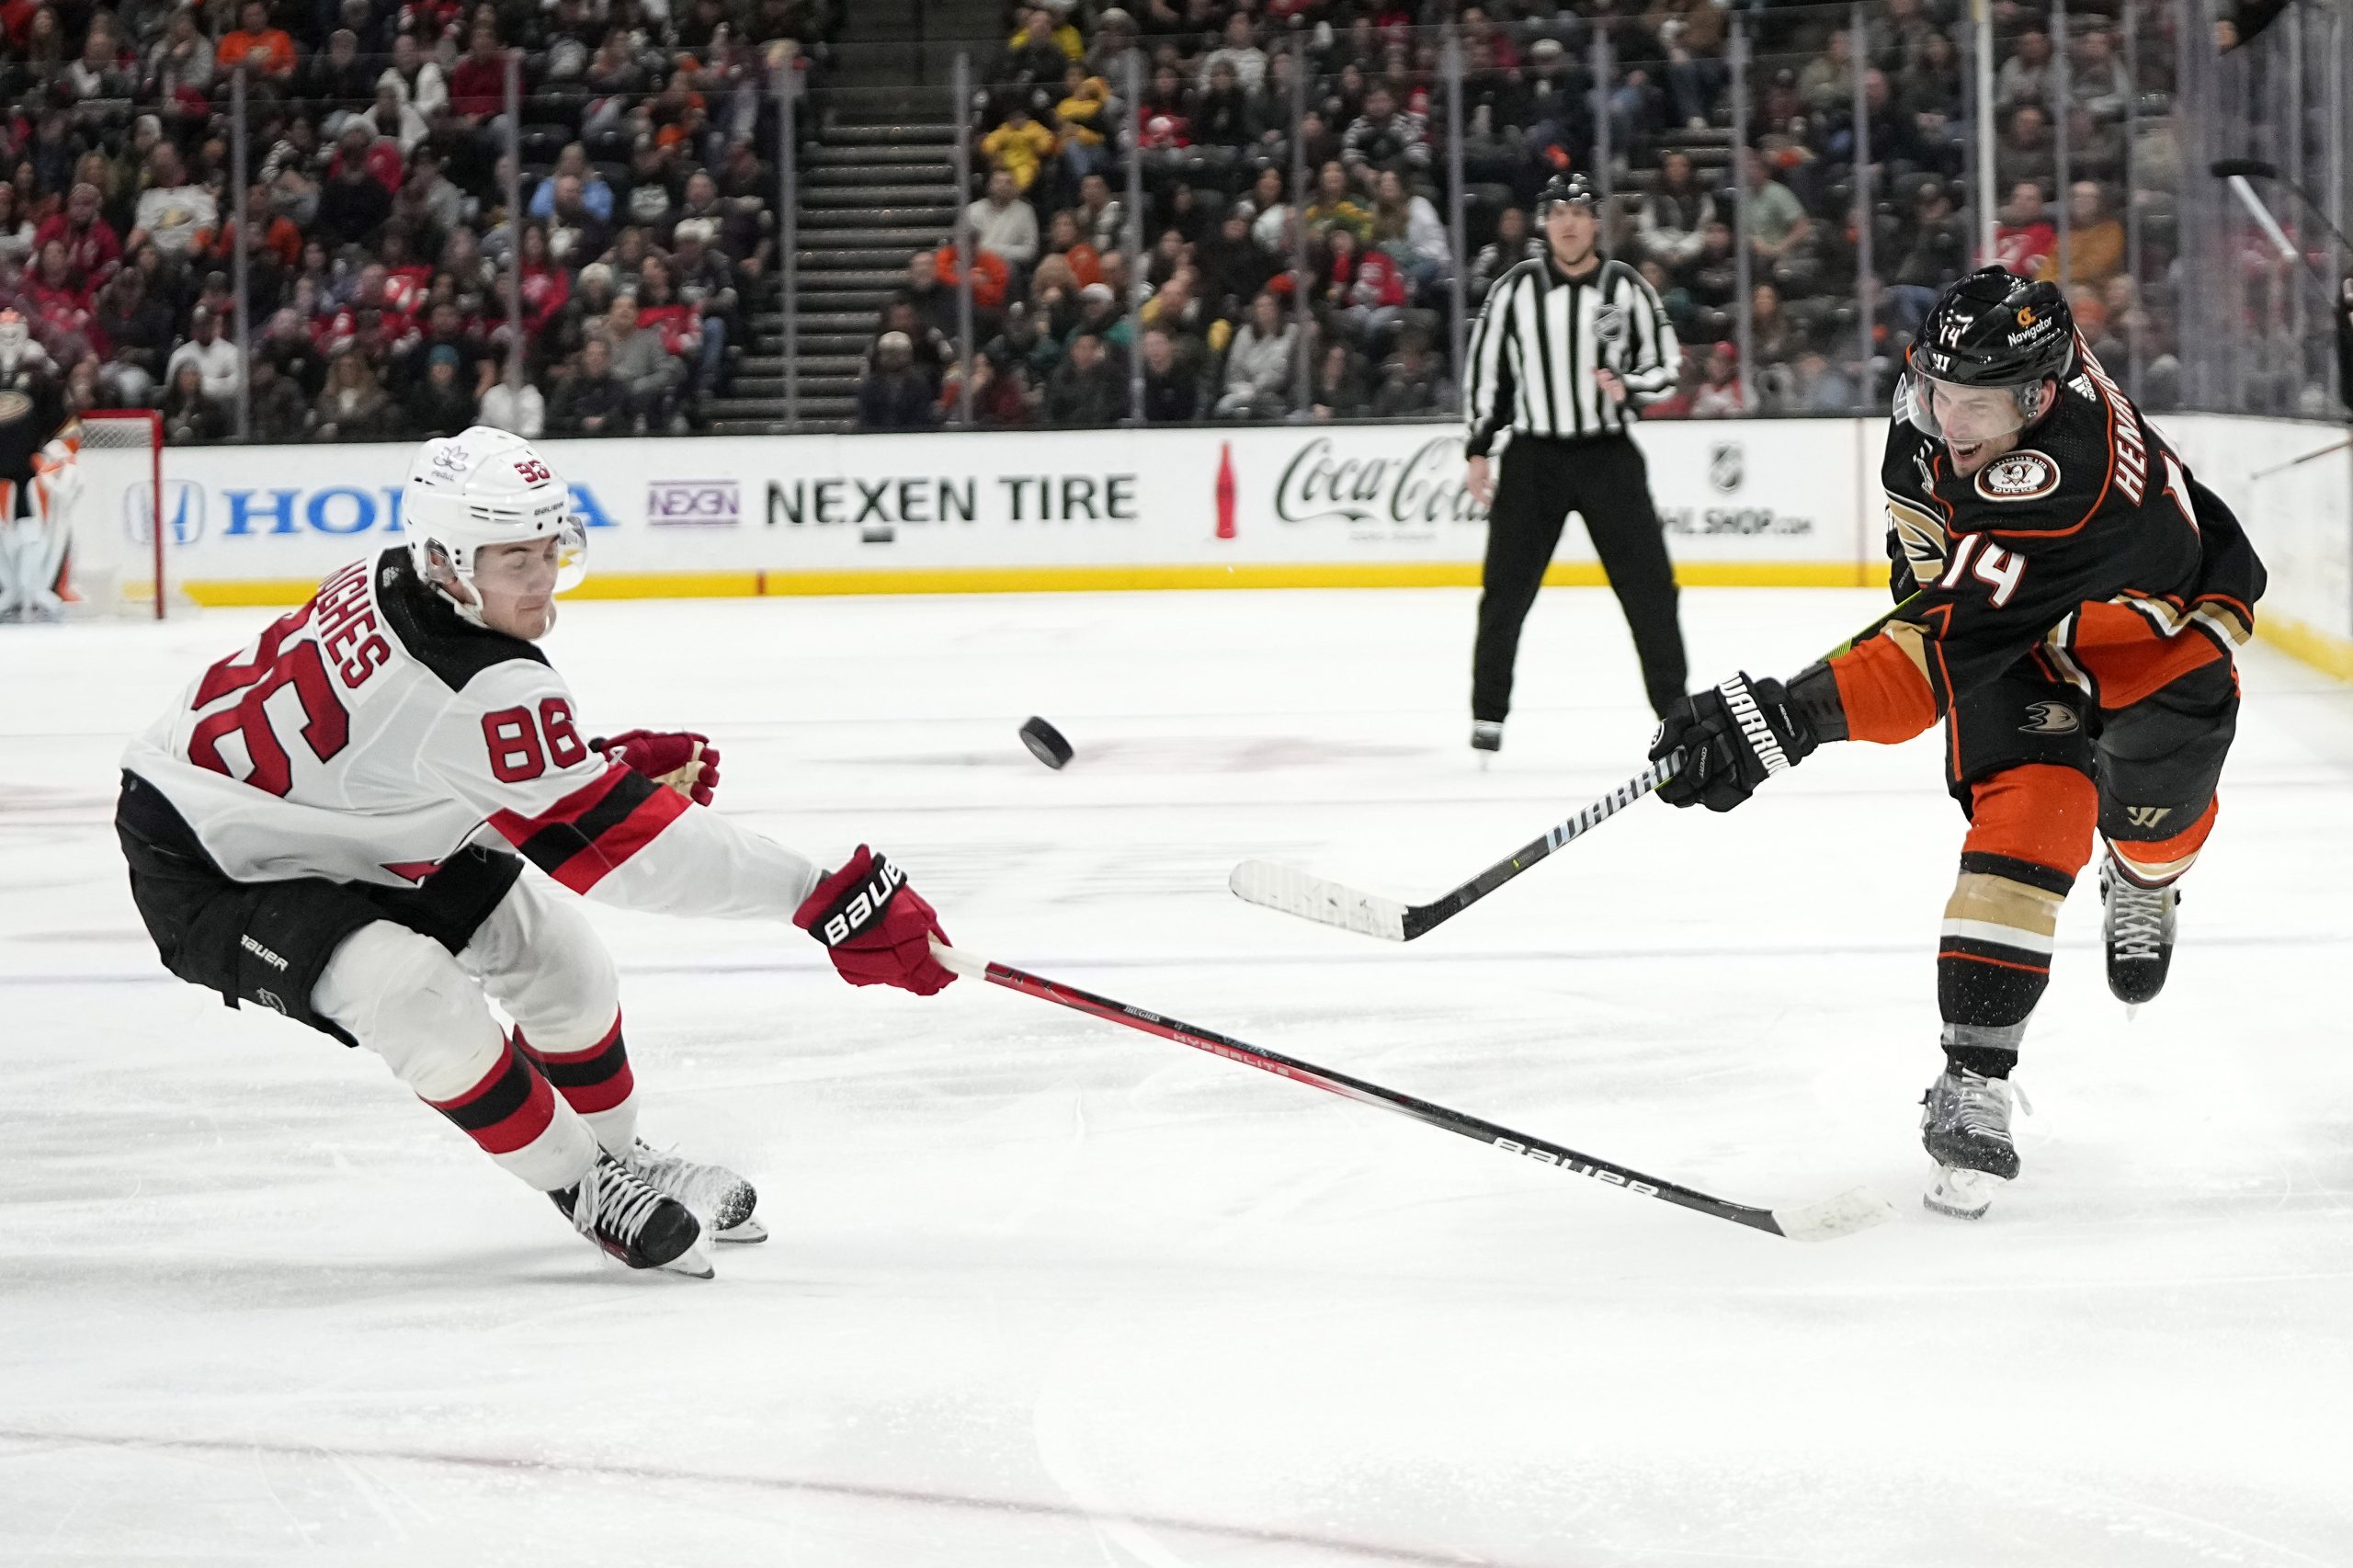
top-left (128, 423), bottom-right (1870, 587)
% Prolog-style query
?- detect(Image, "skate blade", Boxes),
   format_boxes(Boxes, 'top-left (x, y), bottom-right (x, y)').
top-left (713, 1216), bottom-right (768, 1244)
top-left (659, 1242), bottom-right (716, 1279)
top-left (1923, 1165), bottom-right (1998, 1221)
top-left (2125, 1003), bottom-right (2141, 1023)
top-left (1770, 1186), bottom-right (1900, 1242)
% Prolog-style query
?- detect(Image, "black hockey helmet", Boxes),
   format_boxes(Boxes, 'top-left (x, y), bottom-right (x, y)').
top-left (1537, 171), bottom-right (1598, 216)
top-left (1901, 266), bottom-right (2075, 444)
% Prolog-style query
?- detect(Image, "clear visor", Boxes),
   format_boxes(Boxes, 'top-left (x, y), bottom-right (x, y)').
top-left (1900, 371), bottom-right (2038, 446)
top-left (448, 515), bottom-right (588, 598)
top-left (553, 515), bottom-right (588, 593)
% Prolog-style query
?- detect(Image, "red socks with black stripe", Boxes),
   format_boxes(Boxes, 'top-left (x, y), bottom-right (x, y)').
top-left (420, 1032), bottom-right (598, 1191)
top-left (419, 1014), bottom-right (640, 1187)
top-left (515, 1012), bottom-right (642, 1155)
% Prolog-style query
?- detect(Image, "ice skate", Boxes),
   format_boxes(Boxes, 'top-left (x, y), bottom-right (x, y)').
top-left (2100, 851), bottom-right (2177, 1012)
top-left (551, 1152), bottom-right (711, 1276)
top-left (1919, 1067), bottom-right (2023, 1220)
top-left (624, 1139), bottom-right (766, 1243)
top-left (1471, 721), bottom-right (1502, 768)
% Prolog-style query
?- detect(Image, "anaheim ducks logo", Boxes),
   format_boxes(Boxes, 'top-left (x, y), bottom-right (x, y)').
top-left (1975, 449), bottom-right (2061, 502)
top-left (2019, 700), bottom-right (2081, 734)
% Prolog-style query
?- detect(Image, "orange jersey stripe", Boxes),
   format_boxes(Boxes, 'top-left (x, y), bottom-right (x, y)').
top-left (1831, 635), bottom-right (1939, 744)
top-left (2068, 601), bottom-right (2226, 710)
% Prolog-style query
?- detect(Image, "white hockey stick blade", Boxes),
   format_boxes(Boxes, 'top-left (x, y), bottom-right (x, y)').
top-left (1228, 859), bottom-right (1410, 942)
top-left (1769, 1186), bottom-right (1900, 1243)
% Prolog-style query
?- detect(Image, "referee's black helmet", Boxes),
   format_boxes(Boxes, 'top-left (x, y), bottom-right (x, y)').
top-left (1536, 172), bottom-right (1599, 216)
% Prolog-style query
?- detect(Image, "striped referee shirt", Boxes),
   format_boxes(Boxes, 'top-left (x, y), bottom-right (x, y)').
top-left (1463, 254), bottom-right (1681, 455)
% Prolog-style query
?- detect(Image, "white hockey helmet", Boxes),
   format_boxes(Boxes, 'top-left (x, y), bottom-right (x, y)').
top-left (401, 426), bottom-right (586, 621)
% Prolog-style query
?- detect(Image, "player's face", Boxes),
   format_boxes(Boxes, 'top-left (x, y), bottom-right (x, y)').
top-left (472, 538), bottom-right (562, 640)
top-left (1907, 376), bottom-right (2045, 475)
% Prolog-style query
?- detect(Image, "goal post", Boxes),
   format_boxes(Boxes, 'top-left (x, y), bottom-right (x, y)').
top-left (67, 408), bottom-right (170, 620)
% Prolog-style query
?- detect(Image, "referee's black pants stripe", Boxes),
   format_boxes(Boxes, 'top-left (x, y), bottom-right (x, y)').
top-left (1472, 435), bottom-right (1689, 723)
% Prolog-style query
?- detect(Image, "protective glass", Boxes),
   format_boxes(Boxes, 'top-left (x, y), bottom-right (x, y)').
top-left (1898, 370), bottom-right (2038, 446)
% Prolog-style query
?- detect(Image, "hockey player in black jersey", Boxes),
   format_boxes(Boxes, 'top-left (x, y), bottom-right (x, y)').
top-left (1645, 267), bottom-right (2266, 1217)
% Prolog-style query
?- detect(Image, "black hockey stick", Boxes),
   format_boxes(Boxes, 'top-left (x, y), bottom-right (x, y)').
top-left (1230, 593), bottom-right (1921, 941)
top-left (930, 942), bottom-right (1895, 1242)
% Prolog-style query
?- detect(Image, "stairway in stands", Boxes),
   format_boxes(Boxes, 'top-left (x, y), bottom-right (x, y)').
top-left (710, 0), bottom-right (986, 434)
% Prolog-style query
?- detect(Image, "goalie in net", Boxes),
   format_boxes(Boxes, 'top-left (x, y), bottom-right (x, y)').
top-left (0, 309), bottom-right (79, 623)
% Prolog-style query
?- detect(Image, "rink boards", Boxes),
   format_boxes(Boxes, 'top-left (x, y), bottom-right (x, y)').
top-left (85, 418), bottom-right (1882, 598)
top-left (80, 413), bottom-right (2353, 673)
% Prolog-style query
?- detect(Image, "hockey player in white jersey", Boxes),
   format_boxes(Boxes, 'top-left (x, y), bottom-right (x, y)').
top-left (117, 426), bottom-right (956, 1277)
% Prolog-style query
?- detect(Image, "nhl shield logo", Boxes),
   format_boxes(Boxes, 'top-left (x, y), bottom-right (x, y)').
top-left (1595, 302), bottom-right (1629, 345)
top-left (1708, 442), bottom-right (1744, 493)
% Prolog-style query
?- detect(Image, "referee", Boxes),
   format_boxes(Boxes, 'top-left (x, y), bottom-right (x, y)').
top-left (1461, 172), bottom-right (1688, 754)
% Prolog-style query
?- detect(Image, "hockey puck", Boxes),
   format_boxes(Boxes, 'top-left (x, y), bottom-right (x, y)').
top-left (1019, 716), bottom-right (1074, 770)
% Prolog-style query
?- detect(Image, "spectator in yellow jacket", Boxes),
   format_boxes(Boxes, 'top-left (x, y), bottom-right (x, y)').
top-left (983, 105), bottom-right (1059, 193)
top-left (1054, 64), bottom-right (1113, 184)
top-left (1007, 6), bottom-right (1084, 64)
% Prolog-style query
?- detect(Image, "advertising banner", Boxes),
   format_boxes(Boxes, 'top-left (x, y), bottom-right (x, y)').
top-left (108, 420), bottom-right (1879, 602)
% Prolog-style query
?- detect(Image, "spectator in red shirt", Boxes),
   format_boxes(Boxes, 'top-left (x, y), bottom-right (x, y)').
top-left (32, 183), bottom-right (120, 288)
top-left (446, 21), bottom-right (509, 123)
top-left (517, 222), bottom-right (572, 356)
top-left (327, 120), bottom-right (404, 196)
top-left (1990, 180), bottom-right (2057, 276)
top-left (22, 239), bottom-right (97, 362)
top-left (376, 227), bottom-right (433, 314)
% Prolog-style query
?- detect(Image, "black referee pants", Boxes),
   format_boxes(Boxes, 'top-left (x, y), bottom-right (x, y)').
top-left (1472, 434), bottom-right (1688, 723)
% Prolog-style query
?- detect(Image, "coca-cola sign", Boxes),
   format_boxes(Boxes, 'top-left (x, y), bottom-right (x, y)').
top-left (1274, 436), bottom-right (1486, 532)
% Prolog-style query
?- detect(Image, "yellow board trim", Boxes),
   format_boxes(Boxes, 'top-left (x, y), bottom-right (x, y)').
top-left (181, 559), bottom-right (1890, 607)
top-left (2256, 611), bottom-right (2353, 681)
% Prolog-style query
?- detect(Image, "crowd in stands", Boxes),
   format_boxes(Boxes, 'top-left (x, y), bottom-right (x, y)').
top-left (0, 0), bottom-right (2240, 443)
top-left (860, 0), bottom-right (2211, 430)
top-left (0, 0), bottom-right (835, 442)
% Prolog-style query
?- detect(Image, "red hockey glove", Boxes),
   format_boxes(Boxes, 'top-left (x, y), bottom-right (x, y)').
top-left (596, 729), bottom-right (721, 806)
top-left (793, 846), bottom-right (956, 996)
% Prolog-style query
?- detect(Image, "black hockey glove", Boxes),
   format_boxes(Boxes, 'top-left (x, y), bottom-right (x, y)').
top-left (1649, 672), bottom-right (1820, 812)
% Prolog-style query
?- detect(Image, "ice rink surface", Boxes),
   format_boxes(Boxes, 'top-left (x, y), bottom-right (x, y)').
top-left (4, 585), bottom-right (2350, 1566)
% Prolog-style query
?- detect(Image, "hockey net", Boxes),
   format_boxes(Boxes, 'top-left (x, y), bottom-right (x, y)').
top-left (66, 408), bottom-right (175, 619)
